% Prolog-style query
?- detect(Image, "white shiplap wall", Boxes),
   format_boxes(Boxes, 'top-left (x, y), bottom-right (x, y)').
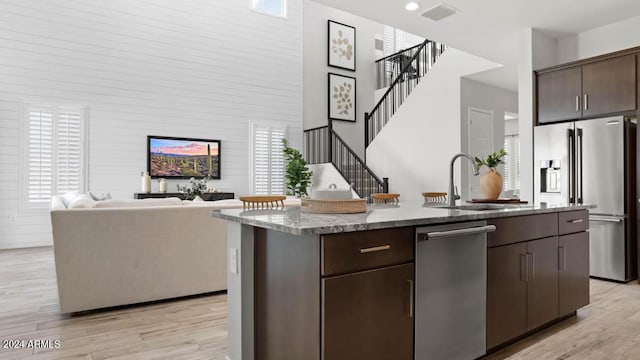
top-left (0, 0), bottom-right (303, 249)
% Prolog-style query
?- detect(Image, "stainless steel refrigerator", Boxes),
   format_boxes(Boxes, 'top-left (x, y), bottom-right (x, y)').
top-left (534, 116), bottom-right (637, 282)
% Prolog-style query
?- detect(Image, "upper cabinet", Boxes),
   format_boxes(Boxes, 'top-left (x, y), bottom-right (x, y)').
top-left (582, 54), bottom-right (636, 117)
top-left (537, 67), bottom-right (582, 123)
top-left (536, 53), bottom-right (637, 124)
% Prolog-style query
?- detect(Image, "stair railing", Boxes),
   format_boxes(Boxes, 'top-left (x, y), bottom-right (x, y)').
top-left (365, 40), bottom-right (446, 148)
top-left (304, 121), bottom-right (388, 200)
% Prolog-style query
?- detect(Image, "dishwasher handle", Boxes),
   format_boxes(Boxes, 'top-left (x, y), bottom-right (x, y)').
top-left (419, 225), bottom-right (496, 240)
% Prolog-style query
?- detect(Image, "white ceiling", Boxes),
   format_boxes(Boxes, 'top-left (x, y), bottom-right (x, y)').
top-left (312, 0), bottom-right (640, 91)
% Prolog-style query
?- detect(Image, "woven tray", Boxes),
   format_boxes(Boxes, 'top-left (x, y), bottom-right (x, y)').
top-left (300, 199), bottom-right (367, 214)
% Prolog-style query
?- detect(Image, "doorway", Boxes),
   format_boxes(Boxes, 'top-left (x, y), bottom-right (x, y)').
top-left (468, 107), bottom-right (494, 199)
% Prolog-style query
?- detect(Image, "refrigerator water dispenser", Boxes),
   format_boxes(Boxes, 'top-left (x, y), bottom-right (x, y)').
top-left (539, 160), bottom-right (561, 193)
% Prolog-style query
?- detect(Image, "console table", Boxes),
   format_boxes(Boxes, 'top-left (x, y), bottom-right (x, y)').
top-left (134, 192), bottom-right (234, 201)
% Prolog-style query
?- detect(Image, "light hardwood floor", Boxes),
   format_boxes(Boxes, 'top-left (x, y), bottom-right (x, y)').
top-left (2, 247), bottom-right (640, 359)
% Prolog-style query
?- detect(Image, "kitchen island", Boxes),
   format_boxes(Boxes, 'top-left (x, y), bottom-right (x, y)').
top-left (212, 202), bottom-right (594, 360)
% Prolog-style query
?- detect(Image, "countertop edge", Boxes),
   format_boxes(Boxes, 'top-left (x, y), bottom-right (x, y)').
top-left (211, 204), bottom-right (596, 235)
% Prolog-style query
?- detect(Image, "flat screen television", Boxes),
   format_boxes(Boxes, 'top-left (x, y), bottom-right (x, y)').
top-left (147, 135), bottom-right (221, 179)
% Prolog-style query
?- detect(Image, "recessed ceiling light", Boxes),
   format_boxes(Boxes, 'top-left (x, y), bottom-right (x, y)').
top-left (405, 2), bottom-right (420, 11)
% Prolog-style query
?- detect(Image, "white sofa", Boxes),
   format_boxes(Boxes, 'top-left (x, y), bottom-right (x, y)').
top-left (50, 197), bottom-right (298, 313)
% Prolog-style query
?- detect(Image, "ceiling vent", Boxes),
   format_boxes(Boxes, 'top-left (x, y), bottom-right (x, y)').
top-left (420, 3), bottom-right (459, 21)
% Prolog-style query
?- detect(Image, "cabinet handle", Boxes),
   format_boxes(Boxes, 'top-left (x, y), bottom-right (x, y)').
top-left (359, 245), bottom-right (391, 253)
top-left (575, 95), bottom-right (580, 111)
top-left (583, 94), bottom-right (588, 110)
top-left (568, 219), bottom-right (584, 224)
top-left (559, 246), bottom-right (565, 271)
top-left (407, 280), bottom-right (414, 318)
top-left (527, 252), bottom-right (535, 280)
top-left (520, 254), bottom-right (527, 282)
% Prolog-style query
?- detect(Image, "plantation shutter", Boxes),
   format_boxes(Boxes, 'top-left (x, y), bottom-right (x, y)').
top-left (25, 105), bottom-right (85, 207)
top-left (383, 25), bottom-right (396, 55)
top-left (56, 110), bottom-right (83, 193)
top-left (269, 128), bottom-right (285, 195)
top-left (252, 124), bottom-right (286, 195)
top-left (503, 135), bottom-right (520, 191)
top-left (503, 137), bottom-right (510, 190)
top-left (27, 110), bottom-right (54, 204)
top-left (253, 126), bottom-right (271, 195)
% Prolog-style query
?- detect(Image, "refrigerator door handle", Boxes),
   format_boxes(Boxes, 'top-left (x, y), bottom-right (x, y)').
top-left (567, 129), bottom-right (575, 204)
top-left (590, 216), bottom-right (624, 223)
top-left (577, 128), bottom-right (583, 204)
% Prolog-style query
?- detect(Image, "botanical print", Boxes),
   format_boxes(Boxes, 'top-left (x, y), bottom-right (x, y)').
top-left (328, 20), bottom-right (356, 71)
top-left (331, 30), bottom-right (353, 62)
top-left (329, 73), bottom-right (356, 122)
top-left (334, 81), bottom-right (353, 116)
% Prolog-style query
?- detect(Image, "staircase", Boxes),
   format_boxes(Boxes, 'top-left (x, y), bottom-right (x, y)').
top-left (366, 39), bottom-right (446, 147)
top-left (303, 39), bottom-right (446, 199)
top-left (304, 122), bottom-right (388, 200)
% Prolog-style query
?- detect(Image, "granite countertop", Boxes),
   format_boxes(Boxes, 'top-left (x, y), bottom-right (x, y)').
top-left (211, 202), bottom-right (596, 235)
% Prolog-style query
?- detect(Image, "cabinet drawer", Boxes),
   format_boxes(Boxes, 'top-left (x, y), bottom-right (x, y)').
top-left (558, 210), bottom-right (589, 235)
top-left (488, 213), bottom-right (558, 247)
top-left (322, 227), bottom-right (414, 276)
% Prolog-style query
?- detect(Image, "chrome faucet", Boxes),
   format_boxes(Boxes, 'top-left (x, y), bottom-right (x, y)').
top-left (448, 153), bottom-right (480, 207)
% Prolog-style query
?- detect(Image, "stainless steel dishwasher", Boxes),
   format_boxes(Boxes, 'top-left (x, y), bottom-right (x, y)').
top-left (415, 221), bottom-right (495, 360)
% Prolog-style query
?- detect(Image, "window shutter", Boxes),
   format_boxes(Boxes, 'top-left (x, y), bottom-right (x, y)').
top-left (24, 105), bottom-right (85, 208)
top-left (383, 25), bottom-right (396, 55)
top-left (270, 128), bottom-right (285, 195)
top-left (252, 125), bottom-right (286, 195)
top-left (56, 109), bottom-right (83, 194)
top-left (515, 137), bottom-right (520, 189)
top-left (503, 137), bottom-right (510, 190)
top-left (27, 110), bottom-right (54, 204)
top-left (253, 126), bottom-right (271, 195)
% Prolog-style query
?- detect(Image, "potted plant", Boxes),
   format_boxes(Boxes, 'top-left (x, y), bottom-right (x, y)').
top-left (282, 139), bottom-right (313, 197)
top-left (474, 148), bottom-right (507, 200)
top-left (177, 177), bottom-right (209, 200)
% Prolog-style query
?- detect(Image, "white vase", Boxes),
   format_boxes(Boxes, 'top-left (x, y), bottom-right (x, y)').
top-left (141, 171), bottom-right (151, 193)
top-left (158, 178), bottom-right (167, 193)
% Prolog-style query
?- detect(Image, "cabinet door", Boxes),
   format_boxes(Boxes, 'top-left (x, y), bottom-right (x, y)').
top-left (582, 54), bottom-right (636, 117)
top-left (559, 232), bottom-right (590, 316)
top-left (526, 236), bottom-right (559, 331)
top-left (537, 67), bottom-right (582, 124)
top-left (487, 243), bottom-right (527, 349)
top-left (322, 263), bottom-right (414, 360)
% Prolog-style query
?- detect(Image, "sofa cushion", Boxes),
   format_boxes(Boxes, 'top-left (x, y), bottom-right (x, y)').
top-left (61, 191), bottom-right (79, 207)
top-left (51, 196), bottom-right (67, 210)
top-left (89, 191), bottom-right (112, 201)
top-left (94, 197), bottom-right (183, 208)
top-left (68, 194), bottom-right (97, 209)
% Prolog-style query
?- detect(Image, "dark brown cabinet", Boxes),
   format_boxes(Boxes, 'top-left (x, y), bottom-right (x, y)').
top-left (582, 54), bottom-right (636, 117)
top-left (321, 227), bottom-right (415, 360)
top-left (536, 53), bottom-right (637, 124)
top-left (255, 227), bottom-right (416, 360)
top-left (322, 264), bottom-right (414, 360)
top-left (559, 231), bottom-right (590, 317)
top-left (487, 242), bottom-right (527, 349)
top-left (486, 211), bottom-right (590, 351)
top-left (526, 236), bottom-right (559, 331)
top-left (537, 67), bottom-right (582, 123)
top-left (487, 236), bottom-right (559, 349)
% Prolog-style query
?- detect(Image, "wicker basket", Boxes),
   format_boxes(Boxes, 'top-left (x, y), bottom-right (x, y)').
top-left (300, 199), bottom-right (367, 214)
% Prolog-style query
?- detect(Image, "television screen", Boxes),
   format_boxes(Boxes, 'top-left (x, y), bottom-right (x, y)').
top-left (147, 136), bottom-right (221, 179)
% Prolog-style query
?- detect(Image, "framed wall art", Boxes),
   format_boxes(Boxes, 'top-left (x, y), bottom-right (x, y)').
top-left (328, 20), bottom-right (356, 71)
top-left (328, 73), bottom-right (356, 122)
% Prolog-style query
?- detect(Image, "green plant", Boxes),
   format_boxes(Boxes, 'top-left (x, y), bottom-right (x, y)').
top-left (282, 138), bottom-right (313, 197)
top-left (475, 148), bottom-right (507, 169)
top-left (177, 177), bottom-right (209, 200)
